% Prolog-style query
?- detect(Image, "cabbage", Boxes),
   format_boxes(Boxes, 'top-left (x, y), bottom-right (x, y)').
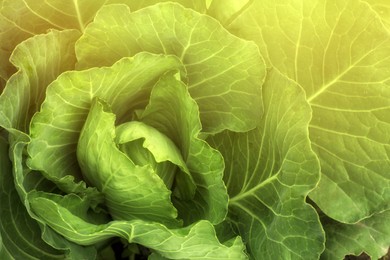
top-left (0, 1), bottom-right (389, 259)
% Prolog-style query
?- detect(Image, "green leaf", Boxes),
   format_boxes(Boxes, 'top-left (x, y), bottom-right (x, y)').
top-left (77, 98), bottom-right (179, 226)
top-left (208, 69), bottom-right (324, 259)
top-left (140, 74), bottom-right (229, 224)
top-left (226, 0), bottom-right (390, 223)
top-left (28, 53), bottom-right (183, 191)
top-left (6, 131), bottom-right (99, 259)
top-left (0, 29), bottom-right (80, 133)
top-left (28, 192), bottom-right (248, 259)
top-left (76, 2), bottom-right (265, 133)
top-left (0, 133), bottom-right (67, 259)
top-left (321, 210), bottom-right (390, 259)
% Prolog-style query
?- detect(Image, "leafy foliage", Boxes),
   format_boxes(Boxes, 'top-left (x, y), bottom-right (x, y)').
top-left (0, 0), bottom-right (388, 259)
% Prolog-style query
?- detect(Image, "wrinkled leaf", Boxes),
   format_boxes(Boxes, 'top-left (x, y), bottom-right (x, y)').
top-left (140, 74), bottom-right (228, 224)
top-left (6, 131), bottom-right (99, 260)
top-left (0, 133), bottom-right (67, 259)
top-left (116, 120), bottom-right (195, 194)
top-left (77, 98), bottom-right (179, 226)
top-left (29, 192), bottom-right (248, 259)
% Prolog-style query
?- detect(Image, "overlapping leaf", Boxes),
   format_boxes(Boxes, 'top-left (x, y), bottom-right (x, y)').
top-left (28, 54), bottom-right (229, 225)
top-left (4, 131), bottom-right (100, 259)
top-left (0, 29), bottom-right (80, 133)
top-left (0, 0), bottom-right (102, 80)
top-left (28, 192), bottom-right (247, 259)
top-left (208, 69), bottom-right (324, 259)
top-left (28, 53), bottom-right (183, 188)
top-left (0, 133), bottom-right (68, 259)
top-left (1, 1), bottom-right (388, 259)
top-left (225, 0), bottom-right (390, 224)
top-left (76, 2), bottom-right (265, 133)
top-left (140, 74), bottom-right (228, 224)
top-left (77, 98), bottom-right (180, 226)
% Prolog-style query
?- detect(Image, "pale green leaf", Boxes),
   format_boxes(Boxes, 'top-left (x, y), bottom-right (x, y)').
top-left (76, 2), bottom-right (265, 133)
top-left (27, 53), bottom-right (183, 191)
top-left (28, 192), bottom-right (248, 259)
top-left (140, 74), bottom-right (228, 224)
top-left (208, 69), bottom-right (324, 259)
top-left (227, 0), bottom-right (390, 223)
top-left (116, 121), bottom-right (188, 169)
top-left (116, 120), bottom-right (196, 195)
top-left (77, 98), bottom-right (179, 226)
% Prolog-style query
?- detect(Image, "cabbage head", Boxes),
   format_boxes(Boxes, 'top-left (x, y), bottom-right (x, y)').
top-left (0, 1), bottom-right (389, 259)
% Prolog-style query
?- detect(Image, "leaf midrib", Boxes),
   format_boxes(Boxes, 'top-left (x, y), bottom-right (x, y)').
top-left (229, 173), bottom-right (279, 205)
top-left (72, 0), bottom-right (85, 32)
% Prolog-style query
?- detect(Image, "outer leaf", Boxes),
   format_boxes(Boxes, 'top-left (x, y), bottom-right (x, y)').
top-left (76, 3), bottom-right (265, 133)
top-left (28, 192), bottom-right (248, 259)
top-left (208, 69), bottom-right (324, 259)
top-left (28, 53), bottom-right (183, 190)
top-left (0, 13), bottom-right (32, 81)
top-left (77, 98), bottom-right (179, 226)
top-left (0, 0), bottom-right (209, 82)
top-left (0, 0), bottom-right (202, 81)
top-left (321, 210), bottom-right (390, 259)
top-left (1, 0), bottom-right (105, 32)
top-left (0, 29), bottom-right (80, 133)
top-left (7, 133), bottom-right (99, 259)
top-left (227, 0), bottom-right (390, 223)
top-left (0, 0), bottom-right (114, 80)
top-left (140, 74), bottom-right (228, 224)
top-left (0, 133), bottom-right (66, 259)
